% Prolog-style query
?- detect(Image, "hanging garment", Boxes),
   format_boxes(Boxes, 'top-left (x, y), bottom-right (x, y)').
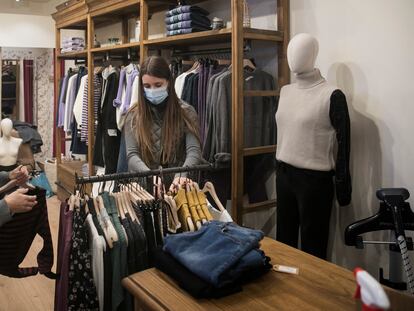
top-left (0, 187), bottom-right (55, 279)
top-left (70, 66), bottom-right (88, 155)
top-left (93, 67), bottom-right (121, 174)
top-left (86, 213), bottom-right (106, 311)
top-left (101, 192), bottom-right (127, 310)
top-left (57, 74), bottom-right (69, 128)
top-left (64, 73), bottom-right (78, 133)
top-left (54, 203), bottom-right (74, 311)
top-left (67, 206), bottom-right (99, 311)
top-left (87, 199), bottom-right (112, 311)
top-left (81, 74), bottom-right (102, 144)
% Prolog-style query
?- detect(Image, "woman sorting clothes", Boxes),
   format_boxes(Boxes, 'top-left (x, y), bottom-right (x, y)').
top-left (124, 56), bottom-right (202, 191)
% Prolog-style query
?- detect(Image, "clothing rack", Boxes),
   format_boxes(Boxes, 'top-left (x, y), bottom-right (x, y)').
top-left (75, 163), bottom-right (215, 185)
top-left (171, 44), bottom-right (251, 58)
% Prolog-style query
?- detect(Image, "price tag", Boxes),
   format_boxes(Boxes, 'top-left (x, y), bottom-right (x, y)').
top-left (273, 264), bottom-right (299, 275)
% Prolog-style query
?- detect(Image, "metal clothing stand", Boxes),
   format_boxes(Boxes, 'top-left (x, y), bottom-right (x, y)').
top-left (74, 163), bottom-right (215, 185)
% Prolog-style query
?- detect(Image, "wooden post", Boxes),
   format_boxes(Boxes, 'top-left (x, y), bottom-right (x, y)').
top-left (277, 0), bottom-right (290, 89)
top-left (231, 0), bottom-right (245, 225)
top-left (55, 27), bottom-right (62, 163)
top-left (140, 0), bottom-right (148, 63)
top-left (87, 14), bottom-right (95, 176)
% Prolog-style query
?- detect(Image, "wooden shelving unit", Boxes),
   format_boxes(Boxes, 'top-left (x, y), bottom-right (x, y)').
top-left (52, 0), bottom-right (290, 223)
top-left (90, 42), bottom-right (140, 53)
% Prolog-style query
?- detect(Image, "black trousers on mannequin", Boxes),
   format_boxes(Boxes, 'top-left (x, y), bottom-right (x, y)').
top-left (276, 161), bottom-right (334, 259)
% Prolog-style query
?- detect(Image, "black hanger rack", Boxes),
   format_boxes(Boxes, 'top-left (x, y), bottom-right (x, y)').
top-left (75, 163), bottom-right (216, 185)
top-left (171, 43), bottom-right (252, 59)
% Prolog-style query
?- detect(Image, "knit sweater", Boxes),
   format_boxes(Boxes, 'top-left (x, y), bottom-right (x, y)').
top-left (276, 68), bottom-right (352, 205)
top-left (125, 99), bottom-right (202, 175)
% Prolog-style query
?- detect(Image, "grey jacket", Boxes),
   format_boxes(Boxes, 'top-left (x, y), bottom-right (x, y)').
top-left (125, 99), bottom-right (202, 177)
top-left (203, 68), bottom-right (277, 164)
top-left (0, 172), bottom-right (12, 227)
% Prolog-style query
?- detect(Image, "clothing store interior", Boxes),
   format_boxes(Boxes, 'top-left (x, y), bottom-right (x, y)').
top-left (0, 0), bottom-right (413, 310)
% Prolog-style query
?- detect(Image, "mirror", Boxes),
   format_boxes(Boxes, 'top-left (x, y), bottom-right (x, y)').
top-left (1, 59), bottom-right (20, 120)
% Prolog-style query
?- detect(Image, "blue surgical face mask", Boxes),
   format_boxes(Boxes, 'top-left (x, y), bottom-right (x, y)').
top-left (144, 85), bottom-right (169, 105)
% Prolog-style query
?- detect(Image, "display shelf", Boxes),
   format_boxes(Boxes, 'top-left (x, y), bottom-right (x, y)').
top-left (243, 145), bottom-right (277, 156)
top-left (90, 42), bottom-right (140, 53)
top-left (57, 50), bottom-right (88, 59)
top-left (53, 0), bottom-right (88, 29)
top-left (243, 199), bottom-right (277, 214)
top-left (144, 28), bottom-right (283, 48)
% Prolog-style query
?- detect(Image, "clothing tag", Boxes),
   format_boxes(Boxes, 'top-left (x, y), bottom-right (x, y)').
top-left (273, 264), bottom-right (299, 275)
top-left (245, 76), bottom-right (254, 82)
top-left (107, 129), bottom-right (118, 137)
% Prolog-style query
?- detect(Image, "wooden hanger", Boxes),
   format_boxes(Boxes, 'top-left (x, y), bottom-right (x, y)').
top-left (218, 59), bottom-right (231, 66)
top-left (243, 58), bottom-right (256, 70)
top-left (201, 181), bottom-right (226, 212)
top-left (68, 194), bottom-right (76, 211)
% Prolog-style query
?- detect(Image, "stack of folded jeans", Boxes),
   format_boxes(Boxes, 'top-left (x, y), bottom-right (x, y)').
top-left (61, 37), bottom-right (85, 53)
top-left (165, 5), bottom-right (212, 37)
top-left (155, 221), bottom-right (271, 298)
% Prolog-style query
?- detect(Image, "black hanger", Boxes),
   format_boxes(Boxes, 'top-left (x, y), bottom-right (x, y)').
top-left (345, 188), bottom-right (414, 248)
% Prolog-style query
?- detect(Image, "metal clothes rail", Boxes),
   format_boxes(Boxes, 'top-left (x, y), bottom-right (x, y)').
top-left (75, 163), bottom-right (216, 185)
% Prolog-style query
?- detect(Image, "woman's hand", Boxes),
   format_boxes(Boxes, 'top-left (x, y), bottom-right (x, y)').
top-left (9, 165), bottom-right (30, 186)
top-left (169, 177), bottom-right (190, 193)
top-left (5, 188), bottom-right (37, 214)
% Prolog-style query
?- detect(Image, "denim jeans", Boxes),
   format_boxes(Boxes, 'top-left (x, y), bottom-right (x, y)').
top-left (163, 221), bottom-right (264, 287)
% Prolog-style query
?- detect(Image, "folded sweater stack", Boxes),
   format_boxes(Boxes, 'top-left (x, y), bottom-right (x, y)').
top-left (165, 5), bottom-right (212, 37)
top-left (155, 221), bottom-right (271, 298)
top-left (61, 37), bottom-right (85, 53)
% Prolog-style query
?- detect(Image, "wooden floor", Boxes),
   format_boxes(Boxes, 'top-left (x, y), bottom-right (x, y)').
top-left (0, 196), bottom-right (60, 311)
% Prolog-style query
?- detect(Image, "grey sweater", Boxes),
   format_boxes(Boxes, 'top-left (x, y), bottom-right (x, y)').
top-left (0, 171), bottom-right (12, 227)
top-left (125, 99), bottom-right (202, 177)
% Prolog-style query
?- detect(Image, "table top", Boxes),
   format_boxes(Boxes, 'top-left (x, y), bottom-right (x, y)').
top-left (123, 237), bottom-right (414, 311)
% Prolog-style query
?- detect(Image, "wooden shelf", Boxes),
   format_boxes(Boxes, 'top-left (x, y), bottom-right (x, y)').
top-left (243, 145), bottom-right (277, 156)
top-left (57, 50), bottom-right (88, 59)
top-left (145, 28), bottom-right (283, 48)
top-left (243, 199), bottom-right (277, 214)
top-left (89, 0), bottom-right (140, 18)
top-left (91, 42), bottom-right (140, 53)
top-left (244, 90), bottom-right (279, 97)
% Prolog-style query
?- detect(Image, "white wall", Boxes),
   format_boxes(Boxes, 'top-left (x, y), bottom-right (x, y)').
top-left (291, 0), bottom-right (414, 278)
top-left (0, 13), bottom-right (55, 48)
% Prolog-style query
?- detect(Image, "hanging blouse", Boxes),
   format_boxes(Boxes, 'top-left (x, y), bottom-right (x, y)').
top-left (67, 207), bottom-right (99, 311)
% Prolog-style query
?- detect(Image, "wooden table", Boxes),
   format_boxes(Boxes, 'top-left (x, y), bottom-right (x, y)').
top-left (123, 237), bottom-right (414, 310)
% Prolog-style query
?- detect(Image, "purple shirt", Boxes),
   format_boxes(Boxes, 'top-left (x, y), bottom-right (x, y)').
top-left (54, 203), bottom-right (74, 311)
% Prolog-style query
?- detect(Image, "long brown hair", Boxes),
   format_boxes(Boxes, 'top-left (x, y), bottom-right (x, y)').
top-left (130, 56), bottom-right (200, 165)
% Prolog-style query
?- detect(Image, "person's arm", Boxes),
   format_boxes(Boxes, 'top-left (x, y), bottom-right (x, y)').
top-left (329, 89), bottom-right (352, 206)
top-left (182, 131), bottom-right (202, 168)
top-left (124, 113), bottom-right (151, 173)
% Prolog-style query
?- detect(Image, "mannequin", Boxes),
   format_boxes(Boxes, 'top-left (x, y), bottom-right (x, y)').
top-left (0, 118), bottom-right (22, 169)
top-left (275, 33), bottom-right (351, 259)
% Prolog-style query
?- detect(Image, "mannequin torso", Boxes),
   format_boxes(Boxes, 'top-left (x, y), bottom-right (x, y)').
top-left (0, 119), bottom-right (22, 167)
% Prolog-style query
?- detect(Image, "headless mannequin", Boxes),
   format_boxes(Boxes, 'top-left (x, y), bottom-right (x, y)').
top-left (0, 118), bottom-right (22, 168)
top-left (275, 33), bottom-right (352, 259)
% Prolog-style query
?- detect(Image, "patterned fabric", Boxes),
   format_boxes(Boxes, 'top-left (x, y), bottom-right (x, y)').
top-left (67, 208), bottom-right (99, 311)
top-left (81, 74), bottom-right (102, 145)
